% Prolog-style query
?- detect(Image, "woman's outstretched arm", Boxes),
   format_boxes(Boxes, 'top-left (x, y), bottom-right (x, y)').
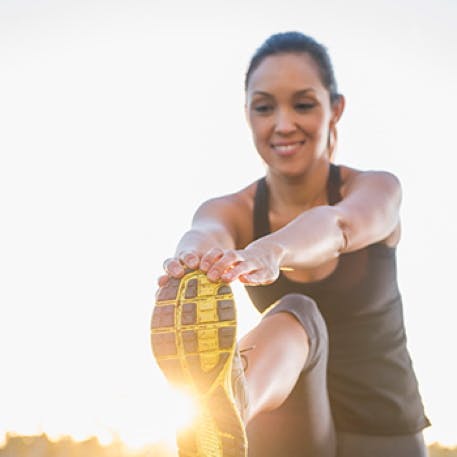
top-left (159, 193), bottom-right (250, 285)
top-left (206, 169), bottom-right (402, 285)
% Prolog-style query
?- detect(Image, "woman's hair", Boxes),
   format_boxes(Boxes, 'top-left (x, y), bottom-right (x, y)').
top-left (245, 31), bottom-right (340, 104)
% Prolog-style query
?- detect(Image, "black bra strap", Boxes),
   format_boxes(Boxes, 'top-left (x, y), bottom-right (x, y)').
top-left (328, 163), bottom-right (342, 205)
top-left (253, 177), bottom-right (271, 240)
top-left (253, 165), bottom-right (342, 240)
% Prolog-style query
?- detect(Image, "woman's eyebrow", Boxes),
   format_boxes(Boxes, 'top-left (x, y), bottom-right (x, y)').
top-left (295, 88), bottom-right (316, 96)
top-left (251, 90), bottom-right (273, 97)
top-left (252, 88), bottom-right (317, 97)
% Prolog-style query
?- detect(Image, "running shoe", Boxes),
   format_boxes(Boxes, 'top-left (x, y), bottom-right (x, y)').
top-left (151, 269), bottom-right (248, 457)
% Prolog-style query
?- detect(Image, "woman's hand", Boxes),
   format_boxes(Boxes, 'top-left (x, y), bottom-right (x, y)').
top-left (159, 241), bottom-right (285, 286)
top-left (200, 242), bottom-right (285, 285)
top-left (158, 250), bottom-right (202, 286)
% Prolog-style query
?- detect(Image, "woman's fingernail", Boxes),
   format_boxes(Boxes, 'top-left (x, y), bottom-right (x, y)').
top-left (190, 259), bottom-right (198, 268)
top-left (171, 265), bottom-right (181, 275)
top-left (207, 270), bottom-right (218, 281)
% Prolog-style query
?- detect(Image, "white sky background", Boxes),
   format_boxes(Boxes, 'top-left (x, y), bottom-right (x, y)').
top-left (1, 0), bottom-right (456, 448)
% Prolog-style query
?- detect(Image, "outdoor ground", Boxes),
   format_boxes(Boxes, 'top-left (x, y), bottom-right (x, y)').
top-left (0, 435), bottom-right (456, 457)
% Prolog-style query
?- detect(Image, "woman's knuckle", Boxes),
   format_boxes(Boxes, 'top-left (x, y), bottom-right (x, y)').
top-left (221, 249), bottom-right (234, 262)
top-left (162, 257), bottom-right (173, 269)
top-left (208, 248), bottom-right (222, 259)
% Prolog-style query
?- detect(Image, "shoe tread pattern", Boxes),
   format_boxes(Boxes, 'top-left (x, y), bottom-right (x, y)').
top-left (151, 270), bottom-right (247, 457)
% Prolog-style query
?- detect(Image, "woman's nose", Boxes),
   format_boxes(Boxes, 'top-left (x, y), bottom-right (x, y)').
top-left (274, 109), bottom-right (297, 134)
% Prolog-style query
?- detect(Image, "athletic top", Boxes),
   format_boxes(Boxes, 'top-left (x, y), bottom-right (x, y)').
top-left (244, 164), bottom-right (430, 435)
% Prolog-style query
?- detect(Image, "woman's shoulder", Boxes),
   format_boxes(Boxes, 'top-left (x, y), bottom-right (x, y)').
top-left (338, 165), bottom-right (401, 198)
top-left (198, 180), bottom-right (258, 212)
top-left (195, 180), bottom-right (260, 248)
top-left (338, 164), bottom-right (400, 181)
top-left (337, 164), bottom-right (402, 248)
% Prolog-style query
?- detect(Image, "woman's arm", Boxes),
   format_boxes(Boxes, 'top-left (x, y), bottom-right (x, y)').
top-left (208, 169), bottom-right (402, 284)
top-left (159, 194), bottom-right (249, 284)
top-left (265, 170), bottom-right (401, 266)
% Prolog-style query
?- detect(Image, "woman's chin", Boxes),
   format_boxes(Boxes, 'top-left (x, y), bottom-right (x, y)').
top-left (269, 165), bottom-right (311, 180)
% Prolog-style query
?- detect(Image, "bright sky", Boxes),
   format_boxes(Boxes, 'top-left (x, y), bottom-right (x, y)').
top-left (1, 0), bottom-right (456, 450)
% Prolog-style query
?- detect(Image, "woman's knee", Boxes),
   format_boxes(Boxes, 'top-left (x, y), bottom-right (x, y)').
top-left (266, 294), bottom-right (327, 339)
top-left (264, 293), bottom-right (329, 370)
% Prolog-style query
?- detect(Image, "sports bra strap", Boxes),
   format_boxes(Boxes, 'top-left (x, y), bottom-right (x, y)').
top-left (252, 164), bottom-right (342, 241)
top-left (253, 176), bottom-right (270, 240)
top-left (328, 163), bottom-right (342, 206)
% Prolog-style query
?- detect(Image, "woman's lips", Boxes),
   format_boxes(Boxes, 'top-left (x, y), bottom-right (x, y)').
top-left (271, 141), bottom-right (305, 156)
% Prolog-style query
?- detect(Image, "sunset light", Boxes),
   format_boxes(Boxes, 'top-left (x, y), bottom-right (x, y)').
top-left (1, 0), bottom-right (456, 455)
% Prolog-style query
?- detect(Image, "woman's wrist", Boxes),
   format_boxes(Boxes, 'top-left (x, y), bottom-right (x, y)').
top-left (245, 238), bottom-right (288, 270)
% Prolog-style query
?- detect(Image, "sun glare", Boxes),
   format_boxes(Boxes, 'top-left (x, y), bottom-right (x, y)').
top-left (116, 385), bottom-right (198, 451)
top-left (169, 387), bottom-right (199, 431)
top-left (1, 0), bottom-right (456, 452)
top-left (0, 375), bottom-right (199, 452)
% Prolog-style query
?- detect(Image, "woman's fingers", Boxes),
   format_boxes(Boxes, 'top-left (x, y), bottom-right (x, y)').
top-left (200, 248), bottom-right (224, 273)
top-left (178, 251), bottom-right (201, 270)
top-left (219, 258), bottom-right (255, 282)
top-left (206, 249), bottom-right (243, 282)
top-left (163, 257), bottom-right (185, 277)
top-left (228, 261), bottom-right (278, 285)
top-left (162, 251), bottom-right (201, 279)
top-left (157, 274), bottom-right (169, 287)
top-left (239, 270), bottom-right (277, 285)
top-left (160, 246), bottom-right (280, 284)
top-left (203, 248), bottom-right (279, 283)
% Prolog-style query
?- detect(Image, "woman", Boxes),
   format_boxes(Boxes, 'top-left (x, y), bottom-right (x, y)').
top-left (151, 32), bottom-right (430, 457)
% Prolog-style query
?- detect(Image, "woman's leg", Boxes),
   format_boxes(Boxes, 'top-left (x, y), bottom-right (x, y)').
top-left (239, 311), bottom-right (309, 421)
top-left (152, 273), bottom-right (335, 457)
top-left (241, 294), bottom-right (337, 457)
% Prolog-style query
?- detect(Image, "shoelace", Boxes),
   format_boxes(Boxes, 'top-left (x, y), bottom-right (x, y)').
top-left (239, 345), bottom-right (256, 372)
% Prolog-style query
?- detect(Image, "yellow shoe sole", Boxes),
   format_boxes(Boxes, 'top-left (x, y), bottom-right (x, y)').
top-left (151, 270), bottom-right (247, 457)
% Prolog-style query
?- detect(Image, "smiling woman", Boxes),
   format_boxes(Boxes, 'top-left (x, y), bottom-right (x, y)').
top-left (245, 53), bottom-right (344, 181)
top-left (153, 31), bottom-right (430, 457)
top-left (2, 0), bottom-right (455, 452)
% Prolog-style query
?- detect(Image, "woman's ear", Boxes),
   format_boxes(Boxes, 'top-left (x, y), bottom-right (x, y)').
top-left (332, 94), bottom-right (345, 124)
top-left (328, 95), bottom-right (345, 161)
top-left (328, 124), bottom-right (338, 161)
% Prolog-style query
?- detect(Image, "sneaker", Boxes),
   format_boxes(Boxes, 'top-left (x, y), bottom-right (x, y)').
top-left (151, 269), bottom-right (248, 457)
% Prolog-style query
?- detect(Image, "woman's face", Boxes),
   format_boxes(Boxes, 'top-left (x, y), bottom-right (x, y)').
top-left (245, 52), bottom-right (343, 178)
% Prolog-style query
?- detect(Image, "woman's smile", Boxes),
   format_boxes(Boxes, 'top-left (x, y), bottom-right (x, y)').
top-left (270, 140), bottom-right (306, 157)
top-left (245, 53), bottom-right (340, 177)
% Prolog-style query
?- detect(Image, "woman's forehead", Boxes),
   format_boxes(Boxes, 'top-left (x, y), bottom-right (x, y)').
top-left (246, 53), bottom-right (325, 94)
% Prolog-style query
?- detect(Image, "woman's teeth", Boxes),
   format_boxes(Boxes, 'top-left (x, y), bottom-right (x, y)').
top-left (272, 142), bottom-right (303, 152)
top-left (275, 144), bottom-right (297, 151)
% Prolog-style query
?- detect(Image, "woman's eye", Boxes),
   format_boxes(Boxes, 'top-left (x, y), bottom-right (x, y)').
top-left (295, 103), bottom-right (315, 111)
top-left (253, 104), bottom-right (273, 114)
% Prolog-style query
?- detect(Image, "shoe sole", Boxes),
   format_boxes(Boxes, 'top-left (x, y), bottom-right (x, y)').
top-left (151, 270), bottom-right (247, 457)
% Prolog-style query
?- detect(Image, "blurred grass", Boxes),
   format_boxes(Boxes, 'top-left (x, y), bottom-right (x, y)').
top-left (429, 443), bottom-right (457, 457)
top-left (1, 434), bottom-right (456, 456)
top-left (0, 434), bottom-right (176, 457)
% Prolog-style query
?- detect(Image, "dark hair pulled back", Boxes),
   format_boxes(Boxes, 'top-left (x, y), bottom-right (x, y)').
top-left (245, 31), bottom-right (340, 104)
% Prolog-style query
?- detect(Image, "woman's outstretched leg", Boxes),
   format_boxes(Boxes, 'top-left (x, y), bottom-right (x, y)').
top-left (242, 293), bottom-right (337, 457)
top-left (152, 273), bottom-right (335, 457)
top-left (239, 311), bottom-right (309, 422)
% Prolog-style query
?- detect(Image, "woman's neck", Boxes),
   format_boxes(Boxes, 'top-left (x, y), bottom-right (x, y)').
top-left (266, 160), bottom-right (330, 213)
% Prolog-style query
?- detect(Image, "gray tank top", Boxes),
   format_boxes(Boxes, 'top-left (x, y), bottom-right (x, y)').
top-left (245, 165), bottom-right (430, 434)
